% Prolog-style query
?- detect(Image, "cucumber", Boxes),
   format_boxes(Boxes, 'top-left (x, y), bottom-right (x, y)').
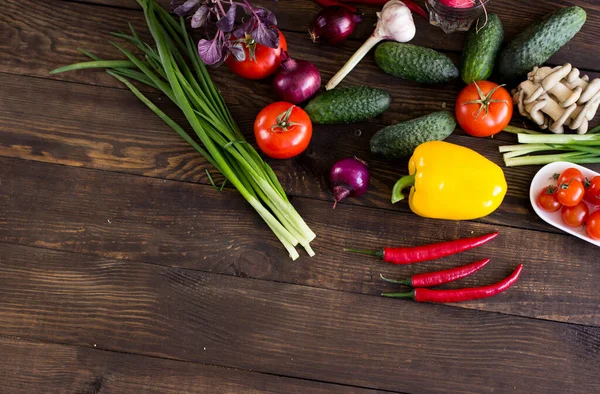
top-left (370, 111), bottom-right (456, 159)
top-left (304, 86), bottom-right (390, 124)
top-left (460, 13), bottom-right (504, 84)
top-left (374, 43), bottom-right (459, 84)
top-left (497, 6), bottom-right (586, 81)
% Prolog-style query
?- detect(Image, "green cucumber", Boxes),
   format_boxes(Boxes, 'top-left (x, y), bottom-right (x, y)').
top-left (497, 6), bottom-right (586, 81)
top-left (374, 43), bottom-right (459, 84)
top-left (460, 13), bottom-right (504, 84)
top-left (304, 86), bottom-right (390, 124)
top-left (370, 111), bottom-right (456, 159)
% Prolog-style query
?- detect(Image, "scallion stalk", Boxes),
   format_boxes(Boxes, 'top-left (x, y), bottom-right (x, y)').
top-left (50, 0), bottom-right (315, 259)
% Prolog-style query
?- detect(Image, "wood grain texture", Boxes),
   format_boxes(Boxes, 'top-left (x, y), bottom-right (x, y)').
top-left (0, 242), bottom-right (598, 393)
top-left (0, 156), bottom-right (599, 325)
top-left (64, 0), bottom-right (600, 72)
top-left (0, 337), bottom-right (387, 394)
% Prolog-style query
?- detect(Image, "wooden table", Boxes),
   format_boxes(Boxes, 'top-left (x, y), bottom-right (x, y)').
top-left (1, 0), bottom-right (599, 392)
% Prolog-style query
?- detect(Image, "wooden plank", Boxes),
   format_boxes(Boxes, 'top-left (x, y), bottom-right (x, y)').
top-left (3, 68), bottom-right (600, 236)
top-left (0, 242), bottom-right (598, 393)
top-left (0, 156), bottom-right (599, 326)
top-left (0, 337), bottom-right (386, 394)
top-left (63, 0), bottom-right (600, 73)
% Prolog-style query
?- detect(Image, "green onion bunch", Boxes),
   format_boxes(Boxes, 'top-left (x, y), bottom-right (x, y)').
top-left (500, 125), bottom-right (600, 167)
top-left (51, 0), bottom-right (315, 260)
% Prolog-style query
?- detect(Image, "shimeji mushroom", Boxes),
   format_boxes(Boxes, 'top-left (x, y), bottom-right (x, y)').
top-left (514, 64), bottom-right (600, 134)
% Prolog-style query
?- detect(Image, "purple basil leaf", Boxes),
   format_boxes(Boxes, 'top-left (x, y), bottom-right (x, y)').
top-left (230, 42), bottom-right (246, 62)
top-left (173, 0), bottom-right (200, 17)
top-left (252, 23), bottom-right (279, 48)
top-left (216, 3), bottom-right (237, 33)
top-left (254, 7), bottom-right (277, 26)
top-left (191, 5), bottom-right (209, 28)
top-left (232, 17), bottom-right (255, 38)
top-left (198, 36), bottom-right (224, 65)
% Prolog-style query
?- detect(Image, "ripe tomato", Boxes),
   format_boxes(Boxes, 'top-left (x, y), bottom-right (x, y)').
top-left (456, 81), bottom-right (513, 137)
top-left (557, 167), bottom-right (585, 186)
top-left (556, 179), bottom-right (585, 207)
top-left (561, 202), bottom-right (589, 227)
top-left (586, 210), bottom-right (600, 239)
top-left (254, 102), bottom-right (312, 159)
top-left (537, 186), bottom-right (562, 212)
top-left (225, 29), bottom-right (287, 80)
top-left (584, 176), bottom-right (600, 205)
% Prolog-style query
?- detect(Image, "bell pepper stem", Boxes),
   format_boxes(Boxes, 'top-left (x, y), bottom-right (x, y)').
top-left (381, 290), bottom-right (416, 299)
top-left (391, 174), bottom-right (415, 204)
top-left (343, 248), bottom-right (384, 259)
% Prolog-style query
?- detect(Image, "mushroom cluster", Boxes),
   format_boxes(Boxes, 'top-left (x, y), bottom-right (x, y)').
top-left (513, 63), bottom-right (600, 134)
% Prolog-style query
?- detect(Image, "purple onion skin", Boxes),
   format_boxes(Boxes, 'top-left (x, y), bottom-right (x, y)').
top-left (309, 6), bottom-right (363, 45)
top-left (329, 157), bottom-right (370, 208)
top-left (273, 52), bottom-right (321, 104)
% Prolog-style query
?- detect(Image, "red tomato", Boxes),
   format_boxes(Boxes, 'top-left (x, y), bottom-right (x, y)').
top-left (537, 186), bottom-right (562, 212)
top-left (557, 168), bottom-right (585, 186)
top-left (456, 81), bottom-right (513, 137)
top-left (225, 29), bottom-right (287, 80)
top-left (586, 210), bottom-right (600, 239)
top-left (254, 102), bottom-right (312, 159)
top-left (584, 176), bottom-right (600, 205)
top-left (557, 179), bottom-right (585, 207)
top-left (561, 202), bottom-right (589, 227)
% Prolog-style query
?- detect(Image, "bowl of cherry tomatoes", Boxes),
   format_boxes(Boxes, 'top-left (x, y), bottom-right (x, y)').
top-left (530, 162), bottom-right (600, 247)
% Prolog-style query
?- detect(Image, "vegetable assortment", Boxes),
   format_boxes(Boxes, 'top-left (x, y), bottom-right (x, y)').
top-left (51, 0), bottom-right (315, 260)
top-left (50, 0), bottom-right (597, 306)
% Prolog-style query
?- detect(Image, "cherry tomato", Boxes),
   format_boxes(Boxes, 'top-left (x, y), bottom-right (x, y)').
top-left (557, 179), bottom-right (585, 207)
top-left (537, 185), bottom-right (562, 212)
top-left (561, 202), bottom-right (589, 227)
top-left (586, 210), bottom-right (600, 239)
top-left (225, 29), bottom-right (287, 80)
top-left (556, 167), bottom-right (585, 186)
top-left (456, 81), bottom-right (513, 137)
top-left (584, 176), bottom-right (600, 205)
top-left (254, 102), bottom-right (312, 159)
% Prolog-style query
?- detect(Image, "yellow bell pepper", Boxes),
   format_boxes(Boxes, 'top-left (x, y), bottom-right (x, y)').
top-left (391, 141), bottom-right (507, 220)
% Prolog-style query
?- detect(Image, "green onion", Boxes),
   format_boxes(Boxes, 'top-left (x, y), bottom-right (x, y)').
top-left (500, 125), bottom-right (600, 167)
top-left (50, 0), bottom-right (315, 260)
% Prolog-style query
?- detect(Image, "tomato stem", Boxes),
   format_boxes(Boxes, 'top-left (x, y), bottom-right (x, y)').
top-left (391, 174), bottom-right (415, 204)
top-left (271, 105), bottom-right (299, 132)
top-left (462, 81), bottom-right (509, 120)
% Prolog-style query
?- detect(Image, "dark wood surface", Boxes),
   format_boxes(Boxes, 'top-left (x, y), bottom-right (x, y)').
top-left (1, 0), bottom-right (599, 392)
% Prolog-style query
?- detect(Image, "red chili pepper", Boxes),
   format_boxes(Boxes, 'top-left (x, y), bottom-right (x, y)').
top-left (380, 258), bottom-right (490, 287)
top-left (344, 232), bottom-right (498, 264)
top-left (314, 0), bottom-right (358, 13)
top-left (381, 264), bottom-right (524, 303)
top-left (340, 0), bottom-right (428, 19)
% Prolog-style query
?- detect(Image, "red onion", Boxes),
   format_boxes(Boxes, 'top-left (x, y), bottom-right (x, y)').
top-left (272, 51), bottom-right (321, 104)
top-left (309, 6), bottom-right (363, 45)
top-left (329, 157), bottom-right (370, 208)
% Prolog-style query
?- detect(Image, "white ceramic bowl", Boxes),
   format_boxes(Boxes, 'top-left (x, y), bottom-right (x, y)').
top-left (530, 161), bottom-right (600, 247)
